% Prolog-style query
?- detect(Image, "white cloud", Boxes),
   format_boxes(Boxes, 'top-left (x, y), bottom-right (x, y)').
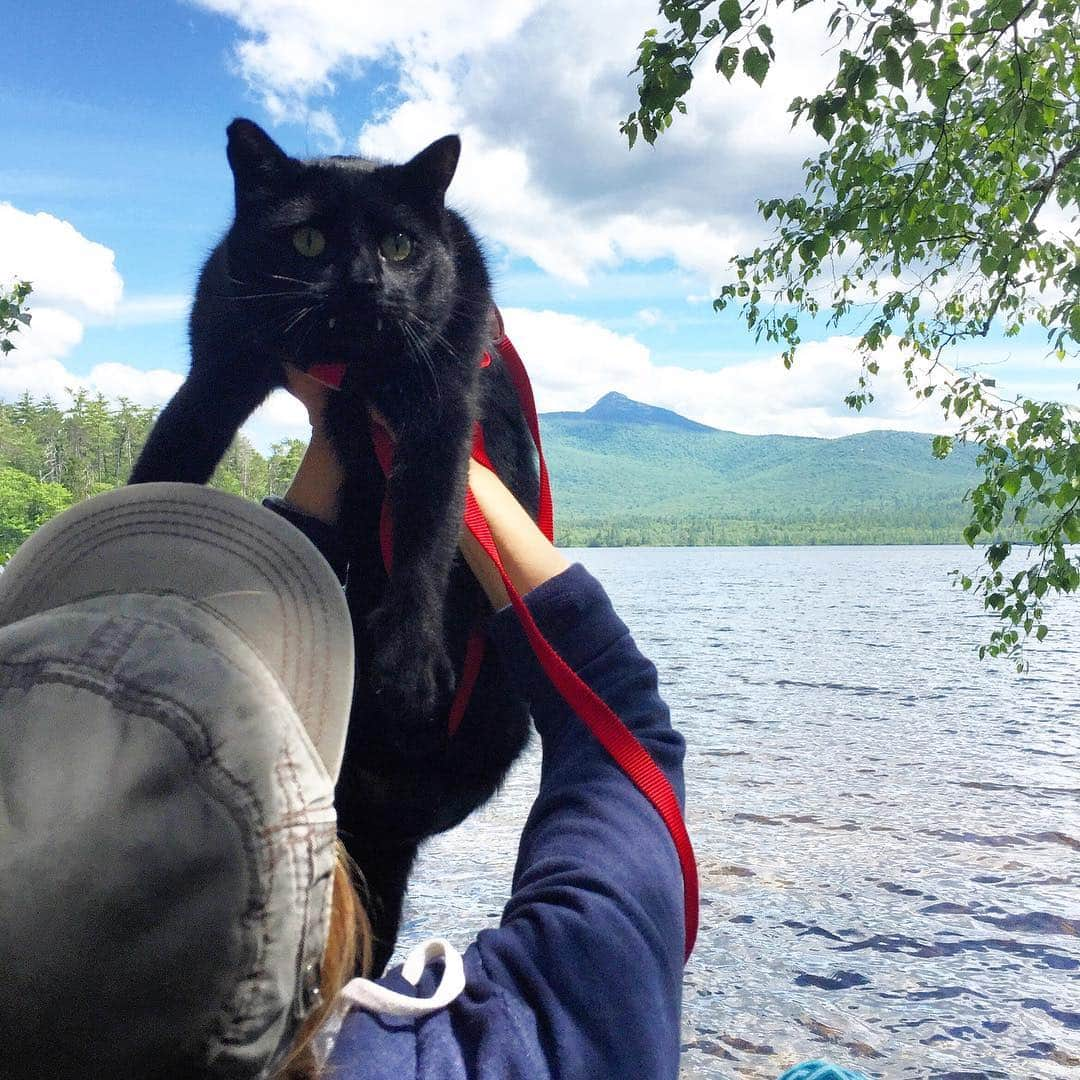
top-left (244, 388), bottom-right (313, 450)
top-left (0, 205), bottom-right (184, 409)
top-left (0, 340), bottom-right (184, 413)
top-left (503, 307), bottom-right (951, 437)
top-left (107, 294), bottom-right (190, 327)
top-left (189, 0), bottom-right (837, 288)
top-left (1, 203), bottom-right (123, 317)
top-left (0, 205), bottom-right (290, 453)
top-left (191, 0), bottom-right (541, 132)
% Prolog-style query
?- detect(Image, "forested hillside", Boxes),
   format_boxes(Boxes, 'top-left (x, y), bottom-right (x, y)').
top-left (540, 393), bottom-right (980, 546)
top-left (0, 388), bottom-right (982, 559)
top-left (0, 392), bottom-right (304, 558)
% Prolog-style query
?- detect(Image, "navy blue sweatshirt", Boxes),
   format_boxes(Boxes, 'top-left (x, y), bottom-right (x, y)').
top-left (264, 501), bottom-right (687, 1079)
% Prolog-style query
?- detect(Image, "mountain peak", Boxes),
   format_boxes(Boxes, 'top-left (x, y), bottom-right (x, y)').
top-left (581, 392), bottom-right (715, 432)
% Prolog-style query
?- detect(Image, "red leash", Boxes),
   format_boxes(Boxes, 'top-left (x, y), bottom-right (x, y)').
top-left (368, 332), bottom-right (699, 961)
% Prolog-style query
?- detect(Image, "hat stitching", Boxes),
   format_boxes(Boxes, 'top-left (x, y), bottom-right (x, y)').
top-left (79, 610), bottom-right (148, 673)
top-left (13, 504), bottom-right (308, 686)
top-left (147, 494), bottom-right (335, 743)
top-left (0, 495), bottom-right (339, 751)
top-left (12, 598), bottom-right (329, 789)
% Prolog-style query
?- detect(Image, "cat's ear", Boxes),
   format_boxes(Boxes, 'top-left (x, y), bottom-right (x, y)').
top-left (400, 135), bottom-right (461, 202)
top-left (226, 118), bottom-right (294, 200)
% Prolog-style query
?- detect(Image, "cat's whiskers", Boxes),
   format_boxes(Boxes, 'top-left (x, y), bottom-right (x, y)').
top-left (405, 313), bottom-right (466, 365)
top-left (263, 300), bottom-right (310, 334)
top-left (265, 272), bottom-right (318, 287)
top-left (220, 290), bottom-right (312, 302)
top-left (292, 301), bottom-right (326, 358)
top-left (222, 274), bottom-right (317, 305)
top-left (400, 316), bottom-right (443, 411)
top-left (281, 304), bottom-right (319, 338)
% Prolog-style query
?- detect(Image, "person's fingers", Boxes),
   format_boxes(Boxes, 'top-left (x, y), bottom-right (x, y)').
top-left (284, 363), bottom-right (331, 425)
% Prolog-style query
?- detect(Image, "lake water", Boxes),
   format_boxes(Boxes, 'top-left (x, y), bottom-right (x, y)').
top-left (395, 546), bottom-right (1079, 1078)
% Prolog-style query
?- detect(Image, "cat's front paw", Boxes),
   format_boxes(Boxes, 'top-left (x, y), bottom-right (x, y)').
top-left (366, 605), bottom-right (456, 743)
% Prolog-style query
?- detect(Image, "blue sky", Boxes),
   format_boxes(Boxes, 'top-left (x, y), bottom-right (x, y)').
top-left (2, 0), bottom-right (1074, 450)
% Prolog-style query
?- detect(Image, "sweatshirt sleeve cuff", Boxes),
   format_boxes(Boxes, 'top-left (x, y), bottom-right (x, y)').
top-left (262, 497), bottom-right (349, 583)
top-left (487, 563), bottom-right (630, 707)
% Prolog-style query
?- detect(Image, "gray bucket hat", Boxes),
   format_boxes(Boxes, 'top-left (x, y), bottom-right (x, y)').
top-left (0, 482), bottom-right (355, 1079)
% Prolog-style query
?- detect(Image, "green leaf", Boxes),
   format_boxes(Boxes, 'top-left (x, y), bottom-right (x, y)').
top-left (882, 47), bottom-right (904, 88)
top-left (742, 46), bottom-right (769, 86)
top-left (716, 45), bottom-right (740, 80)
top-left (1022, 98), bottom-right (1047, 135)
top-left (932, 434), bottom-right (954, 458)
top-left (757, 24), bottom-right (774, 47)
top-left (680, 10), bottom-right (701, 38)
top-left (999, 0), bottom-right (1022, 22)
top-left (717, 0), bottom-right (742, 34)
top-left (812, 105), bottom-right (836, 141)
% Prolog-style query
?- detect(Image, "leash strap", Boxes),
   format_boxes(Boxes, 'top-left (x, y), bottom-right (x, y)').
top-left (459, 474), bottom-right (699, 961)
top-left (368, 334), bottom-right (698, 960)
top-left (492, 333), bottom-right (554, 540)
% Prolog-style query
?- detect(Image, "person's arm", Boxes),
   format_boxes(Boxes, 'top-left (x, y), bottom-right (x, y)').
top-left (330, 552), bottom-right (686, 1080)
top-left (474, 558), bottom-right (686, 1080)
top-left (261, 368), bottom-right (349, 576)
top-left (451, 455), bottom-right (686, 1078)
top-left (458, 458), bottom-right (569, 608)
top-left (272, 365), bottom-right (345, 525)
top-left (279, 425), bottom-right (344, 526)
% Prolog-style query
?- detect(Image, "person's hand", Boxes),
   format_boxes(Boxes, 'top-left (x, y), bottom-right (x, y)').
top-left (460, 459), bottom-right (568, 609)
top-left (284, 364), bottom-right (332, 432)
top-left (285, 362), bottom-right (396, 439)
top-left (280, 364), bottom-right (342, 524)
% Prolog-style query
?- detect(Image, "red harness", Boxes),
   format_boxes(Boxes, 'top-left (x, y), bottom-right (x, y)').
top-left (367, 331), bottom-right (699, 961)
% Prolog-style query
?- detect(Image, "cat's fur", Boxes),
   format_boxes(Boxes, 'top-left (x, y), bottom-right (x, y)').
top-left (130, 119), bottom-right (537, 971)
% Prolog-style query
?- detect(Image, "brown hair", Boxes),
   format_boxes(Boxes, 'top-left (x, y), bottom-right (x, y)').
top-left (274, 842), bottom-right (372, 1080)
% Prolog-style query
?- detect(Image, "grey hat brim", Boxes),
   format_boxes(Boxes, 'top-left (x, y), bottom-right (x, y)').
top-left (0, 482), bottom-right (354, 781)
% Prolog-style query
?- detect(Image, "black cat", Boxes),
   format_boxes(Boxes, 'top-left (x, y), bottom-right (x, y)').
top-left (130, 119), bottom-right (538, 972)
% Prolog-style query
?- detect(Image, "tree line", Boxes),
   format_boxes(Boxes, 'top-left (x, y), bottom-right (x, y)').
top-left (0, 388), bottom-right (305, 559)
top-left (558, 509), bottom-right (979, 548)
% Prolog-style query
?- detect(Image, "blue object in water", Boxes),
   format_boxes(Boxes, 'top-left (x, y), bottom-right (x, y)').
top-left (776, 1062), bottom-right (869, 1080)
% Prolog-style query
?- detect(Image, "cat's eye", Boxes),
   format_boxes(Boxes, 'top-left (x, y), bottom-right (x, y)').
top-left (292, 227), bottom-right (326, 258)
top-left (379, 233), bottom-right (413, 262)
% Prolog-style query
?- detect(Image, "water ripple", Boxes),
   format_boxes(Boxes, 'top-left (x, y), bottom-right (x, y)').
top-left (397, 546), bottom-right (1080, 1078)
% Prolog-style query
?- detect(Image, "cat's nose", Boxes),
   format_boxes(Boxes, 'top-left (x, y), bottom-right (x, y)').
top-left (348, 256), bottom-right (381, 293)
top-left (343, 279), bottom-right (379, 312)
